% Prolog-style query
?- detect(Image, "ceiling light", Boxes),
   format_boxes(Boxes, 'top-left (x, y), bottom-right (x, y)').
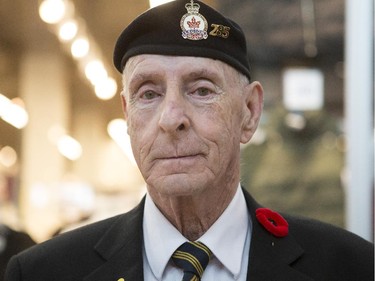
top-left (39, 0), bottom-right (67, 24)
top-left (0, 94), bottom-right (29, 129)
top-left (94, 77), bottom-right (118, 100)
top-left (58, 20), bottom-right (78, 41)
top-left (57, 135), bottom-right (82, 161)
top-left (84, 60), bottom-right (107, 84)
top-left (71, 37), bottom-right (90, 58)
top-left (0, 146), bottom-right (17, 168)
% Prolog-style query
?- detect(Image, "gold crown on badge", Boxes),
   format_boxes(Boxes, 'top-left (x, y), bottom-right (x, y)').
top-left (180, 0), bottom-right (208, 40)
top-left (185, 0), bottom-right (200, 13)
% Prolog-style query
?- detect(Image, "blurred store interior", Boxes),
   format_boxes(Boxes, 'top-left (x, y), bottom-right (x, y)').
top-left (0, 0), bottom-right (373, 243)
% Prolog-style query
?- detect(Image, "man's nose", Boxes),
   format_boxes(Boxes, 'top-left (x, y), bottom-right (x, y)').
top-left (158, 93), bottom-right (190, 134)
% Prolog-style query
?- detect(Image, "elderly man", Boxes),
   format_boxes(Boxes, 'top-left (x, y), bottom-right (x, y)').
top-left (5, 1), bottom-right (373, 280)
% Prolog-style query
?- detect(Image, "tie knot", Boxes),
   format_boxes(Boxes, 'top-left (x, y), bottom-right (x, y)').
top-left (172, 241), bottom-right (212, 281)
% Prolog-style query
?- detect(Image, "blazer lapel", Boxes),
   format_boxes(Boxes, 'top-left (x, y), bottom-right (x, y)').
top-left (243, 189), bottom-right (314, 281)
top-left (83, 198), bottom-right (146, 281)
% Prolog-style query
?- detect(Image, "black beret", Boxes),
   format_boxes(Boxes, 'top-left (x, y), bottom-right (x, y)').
top-left (113, 0), bottom-right (251, 80)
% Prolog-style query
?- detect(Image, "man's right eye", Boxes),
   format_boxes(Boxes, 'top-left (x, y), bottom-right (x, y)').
top-left (141, 90), bottom-right (159, 100)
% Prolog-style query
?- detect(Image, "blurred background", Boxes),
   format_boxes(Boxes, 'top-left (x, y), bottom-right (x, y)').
top-left (0, 0), bottom-right (373, 249)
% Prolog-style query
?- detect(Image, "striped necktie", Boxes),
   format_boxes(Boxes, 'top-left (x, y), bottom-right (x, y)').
top-left (172, 241), bottom-right (212, 281)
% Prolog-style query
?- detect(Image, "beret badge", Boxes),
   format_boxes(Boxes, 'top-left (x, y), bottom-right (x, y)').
top-left (180, 0), bottom-right (208, 40)
top-left (113, 0), bottom-right (251, 79)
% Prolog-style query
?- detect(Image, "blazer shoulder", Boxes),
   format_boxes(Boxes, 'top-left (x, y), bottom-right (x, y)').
top-left (285, 214), bottom-right (374, 280)
top-left (286, 214), bottom-right (372, 247)
top-left (14, 214), bottom-right (123, 260)
top-left (5, 199), bottom-right (146, 281)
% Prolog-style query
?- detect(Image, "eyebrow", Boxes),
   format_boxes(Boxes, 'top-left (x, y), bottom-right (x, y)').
top-left (183, 69), bottom-right (222, 82)
top-left (127, 69), bottom-right (221, 86)
top-left (126, 72), bottom-right (163, 92)
top-left (129, 72), bottom-right (159, 83)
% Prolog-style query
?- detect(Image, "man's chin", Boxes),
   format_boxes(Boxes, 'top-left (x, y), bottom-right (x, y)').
top-left (147, 174), bottom-right (210, 197)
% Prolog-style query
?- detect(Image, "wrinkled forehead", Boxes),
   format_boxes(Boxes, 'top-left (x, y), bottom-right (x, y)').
top-left (122, 54), bottom-right (239, 85)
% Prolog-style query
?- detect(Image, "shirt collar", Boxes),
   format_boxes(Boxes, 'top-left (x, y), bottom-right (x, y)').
top-left (199, 186), bottom-right (250, 278)
top-left (143, 193), bottom-right (186, 280)
top-left (143, 185), bottom-right (250, 279)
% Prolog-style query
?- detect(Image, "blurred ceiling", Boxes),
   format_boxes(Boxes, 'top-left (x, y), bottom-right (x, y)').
top-left (81, 0), bottom-right (343, 65)
top-left (0, 0), bottom-right (344, 69)
top-left (0, 0), bottom-right (344, 144)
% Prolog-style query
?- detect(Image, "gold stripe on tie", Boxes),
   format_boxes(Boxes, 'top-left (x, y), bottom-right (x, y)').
top-left (172, 241), bottom-right (212, 281)
top-left (173, 251), bottom-right (204, 276)
top-left (190, 241), bottom-right (212, 257)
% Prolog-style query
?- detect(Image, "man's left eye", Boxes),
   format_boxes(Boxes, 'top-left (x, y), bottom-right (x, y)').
top-left (194, 88), bottom-right (213, 97)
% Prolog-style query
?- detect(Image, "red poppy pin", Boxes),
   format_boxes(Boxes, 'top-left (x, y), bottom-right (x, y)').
top-left (256, 208), bottom-right (289, 237)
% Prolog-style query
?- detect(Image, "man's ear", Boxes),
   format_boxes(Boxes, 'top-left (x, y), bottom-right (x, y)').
top-left (240, 81), bottom-right (264, 144)
top-left (120, 92), bottom-right (128, 120)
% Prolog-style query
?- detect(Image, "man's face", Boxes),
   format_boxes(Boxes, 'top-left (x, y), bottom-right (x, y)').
top-left (122, 55), bottom-right (261, 198)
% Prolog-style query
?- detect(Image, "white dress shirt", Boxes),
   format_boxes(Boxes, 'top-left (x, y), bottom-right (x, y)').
top-left (143, 185), bottom-right (252, 280)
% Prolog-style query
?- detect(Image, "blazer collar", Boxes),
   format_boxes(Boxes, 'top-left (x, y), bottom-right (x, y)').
top-left (243, 189), bottom-right (314, 281)
top-left (83, 197), bottom-right (146, 281)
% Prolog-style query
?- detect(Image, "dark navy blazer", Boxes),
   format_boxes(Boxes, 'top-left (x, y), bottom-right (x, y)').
top-left (5, 189), bottom-right (374, 281)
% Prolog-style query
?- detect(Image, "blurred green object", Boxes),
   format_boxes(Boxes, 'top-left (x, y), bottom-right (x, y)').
top-left (241, 107), bottom-right (344, 227)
